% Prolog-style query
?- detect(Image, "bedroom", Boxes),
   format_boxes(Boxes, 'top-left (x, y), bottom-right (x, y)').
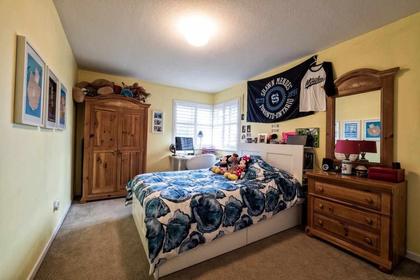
top-left (0, 0), bottom-right (420, 279)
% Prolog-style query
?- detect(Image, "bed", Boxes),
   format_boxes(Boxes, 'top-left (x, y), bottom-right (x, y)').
top-left (130, 143), bottom-right (304, 279)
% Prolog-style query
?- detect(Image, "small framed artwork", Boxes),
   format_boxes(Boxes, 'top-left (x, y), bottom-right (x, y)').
top-left (240, 133), bottom-right (246, 143)
top-left (296, 127), bottom-right (320, 147)
top-left (258, 133), bottom-right (267, 143)
top-left (246, 125), bottom-right (251, 133)
top-left (342, 120), bottom-right (361, 140)
top-left (241, 125), bottom-right (246, 133)
top-left (14, 35), bottom-right (46, 126)
top-left (152, 111), bottom-right (164, 134)
top-left (363, 119), bottom-right (381, 141)
top-left (44, 68), bottom-right (60, 129)
top-left (57, 83), bottom-right (67, 130)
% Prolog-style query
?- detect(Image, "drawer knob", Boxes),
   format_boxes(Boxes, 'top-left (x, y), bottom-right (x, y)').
top-left (318, 219), bottom-right (323, 226)
top-left (366, 197), bottom-right (374, 204)
top-left (328, 206), bottom-right (334, 212)
top-left (319, 203), bottom-right (324, 209)
top-left (316, 187), bottom-right (324, 193)
top-left (365, 218), bottom-right (374, 225)
top-left (364, 237), bottom-right (373, 245)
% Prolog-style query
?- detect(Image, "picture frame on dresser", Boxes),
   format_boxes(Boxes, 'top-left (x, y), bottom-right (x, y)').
top-left (14, 35), bottom-right (46, 127)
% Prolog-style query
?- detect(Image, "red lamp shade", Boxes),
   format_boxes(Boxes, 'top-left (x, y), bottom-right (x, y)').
top-left (359, 140), bottom-right (377, 153)
top-left (335, 140), bottom-right (360, 155)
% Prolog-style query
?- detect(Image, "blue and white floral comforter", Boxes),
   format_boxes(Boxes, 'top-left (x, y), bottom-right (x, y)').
top-left (127, 156), bottom-right (304, 272)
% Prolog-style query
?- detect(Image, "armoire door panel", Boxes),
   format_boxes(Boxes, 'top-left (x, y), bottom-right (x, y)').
top-left (119, 113), bottom-right (142, 149)
top-left (119, 151), bottom-right (142, 191)
top-left (91, 151), bottom-right (118, 194)
top-left (92, 108), bottom-right (118, 150)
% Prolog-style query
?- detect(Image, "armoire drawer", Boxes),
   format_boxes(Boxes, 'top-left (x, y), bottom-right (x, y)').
top-left (313, 213), bottom-right (380, 253)
top-left (313, 197), bottom-right (380, 231)
top-left (313, 181), bottom-right (381, 210)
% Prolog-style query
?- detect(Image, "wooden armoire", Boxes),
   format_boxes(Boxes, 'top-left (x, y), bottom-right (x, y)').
top-left (75, 95), bottom-right (149, 202)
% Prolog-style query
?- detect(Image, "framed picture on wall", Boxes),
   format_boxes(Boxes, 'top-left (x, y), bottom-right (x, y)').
top-left (57, 83), bottom-right (67, 130)
top-left (363, 119), bottom-right (381, 141)
top-left (14, 35), bottom-right (46, 126)
top-left (152, 111), bottom-right (164, 134)
top-left (44, 68), bottom-right (60, 129)
top-left (258, 133), bottom-right (267, 143)
top-left (342, 120), bottom-right (361, 140)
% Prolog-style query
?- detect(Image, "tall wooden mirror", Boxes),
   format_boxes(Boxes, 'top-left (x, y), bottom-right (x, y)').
top-left (326, 67), bottom-right (399, 167)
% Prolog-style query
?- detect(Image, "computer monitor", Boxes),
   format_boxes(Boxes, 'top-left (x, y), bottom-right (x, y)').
top-left (175, 137), bottom-right (194, 152)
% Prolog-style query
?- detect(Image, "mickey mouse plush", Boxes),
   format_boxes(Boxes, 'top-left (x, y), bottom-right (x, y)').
top-left (211, 154), bottom-right (250, 180)
top-left (211, 155), bottom-right (231, 174)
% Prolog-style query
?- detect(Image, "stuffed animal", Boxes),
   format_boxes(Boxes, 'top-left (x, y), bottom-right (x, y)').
top-left (223, 155), bottom-right (251, 181)
top-left (227, 153), bottom-right (239, 172)
top-left (211, 155), bottom-right (231, 175)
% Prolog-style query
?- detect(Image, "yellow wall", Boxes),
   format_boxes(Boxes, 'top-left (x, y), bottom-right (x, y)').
top-left (336, 90), bottom-right (381, 162)
top-left (215, 13), bottom-right (420, 254)
top-left (0, 0), bottom-right (78, 279)
top-left (78, 70), bottom-right (214, 173)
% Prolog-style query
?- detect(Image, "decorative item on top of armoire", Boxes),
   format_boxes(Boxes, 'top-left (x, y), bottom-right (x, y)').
top-left (72, 79), bottom-right (150, 103)
top-left (75, 95), bottom-right (150, 202)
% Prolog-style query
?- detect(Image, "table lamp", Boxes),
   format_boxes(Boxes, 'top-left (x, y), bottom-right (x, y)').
top-left (358, 140), bottom-right (377, 162)
top-left (197, 130), bottom-right (203, 149)
top-left (335, 140), bottom-right (360, 175)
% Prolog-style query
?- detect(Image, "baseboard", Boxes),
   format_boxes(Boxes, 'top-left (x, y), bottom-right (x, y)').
top-left (406, 250), bottom-right (420, 264)
top-left (27, 203), bottom-right (72, 280)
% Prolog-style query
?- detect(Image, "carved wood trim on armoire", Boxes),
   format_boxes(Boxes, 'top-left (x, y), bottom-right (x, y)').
top-left (75, 95), bottom-right (150, 202)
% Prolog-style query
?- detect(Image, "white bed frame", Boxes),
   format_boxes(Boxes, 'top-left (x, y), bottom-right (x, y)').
top-left (132, 143), bottom-right (304, 279)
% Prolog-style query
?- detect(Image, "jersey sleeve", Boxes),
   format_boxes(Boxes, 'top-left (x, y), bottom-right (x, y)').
top-left (323, 62), bottom-right (337, 96)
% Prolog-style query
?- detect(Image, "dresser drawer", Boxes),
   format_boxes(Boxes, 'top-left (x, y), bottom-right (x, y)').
top-left (314, 213), bottom-right (380, 253)
top-left (313, 198), bottom-right (380, 230)
top-left (314, 181), bottom-right (381, 210)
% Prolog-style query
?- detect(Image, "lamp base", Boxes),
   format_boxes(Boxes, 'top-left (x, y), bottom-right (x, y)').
top-left (341, 160), bottom-right (353, 175)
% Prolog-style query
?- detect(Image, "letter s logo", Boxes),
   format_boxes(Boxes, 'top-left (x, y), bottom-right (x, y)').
top-left (271, 93), bottom-right (280, 104)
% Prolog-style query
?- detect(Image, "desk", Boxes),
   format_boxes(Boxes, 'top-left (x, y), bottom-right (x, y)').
top-left (170, 155), bottom-right (194, 171)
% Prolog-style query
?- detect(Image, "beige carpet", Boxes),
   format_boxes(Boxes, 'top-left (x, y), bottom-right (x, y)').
top-left (35, 198), bottom-right (420, 280)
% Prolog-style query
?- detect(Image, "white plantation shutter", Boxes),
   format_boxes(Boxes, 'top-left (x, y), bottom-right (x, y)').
top-left (174, 101), bottom-right (213, 148)
top-left (174, 103), bottom-right (196, 138)
top-left (196, 105), bottom-right (213, 147)
top-left (212, 104), bottom-right (224, 149)
top-left (212, 100), bottom-right (239, 150)
top-left (174, 99), bottom-right (239, 150)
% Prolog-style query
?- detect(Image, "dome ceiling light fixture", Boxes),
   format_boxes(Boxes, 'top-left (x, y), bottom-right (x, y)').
top-left (177, 14), bottom-right (217, 47)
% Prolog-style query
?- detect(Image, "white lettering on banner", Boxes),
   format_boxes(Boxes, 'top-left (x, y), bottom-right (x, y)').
top-left (258, 98), bottom-right (294, 120)
top-left (275, 77), bottom-right (292, 90)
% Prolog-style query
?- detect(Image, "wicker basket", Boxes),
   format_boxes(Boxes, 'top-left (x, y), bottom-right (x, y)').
top-left (72, 87), bottom-right (85, 103)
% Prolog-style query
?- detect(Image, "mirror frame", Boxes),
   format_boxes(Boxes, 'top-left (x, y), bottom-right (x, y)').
top-left (326, 67), bottom-right (399, 167)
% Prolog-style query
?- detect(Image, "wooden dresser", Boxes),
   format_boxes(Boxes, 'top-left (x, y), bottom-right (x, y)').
top-left (306, 171), bottom-right (406, 272)
top-left (75, 95), bottom-right (150, 202)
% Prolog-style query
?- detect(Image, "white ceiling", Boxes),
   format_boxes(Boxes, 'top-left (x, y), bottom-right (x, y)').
top-left (54, 0), bottom-right (420, 93)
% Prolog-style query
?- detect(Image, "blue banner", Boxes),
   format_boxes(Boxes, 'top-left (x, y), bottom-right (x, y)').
top-left (247, 56), bottom-right (316, 123)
